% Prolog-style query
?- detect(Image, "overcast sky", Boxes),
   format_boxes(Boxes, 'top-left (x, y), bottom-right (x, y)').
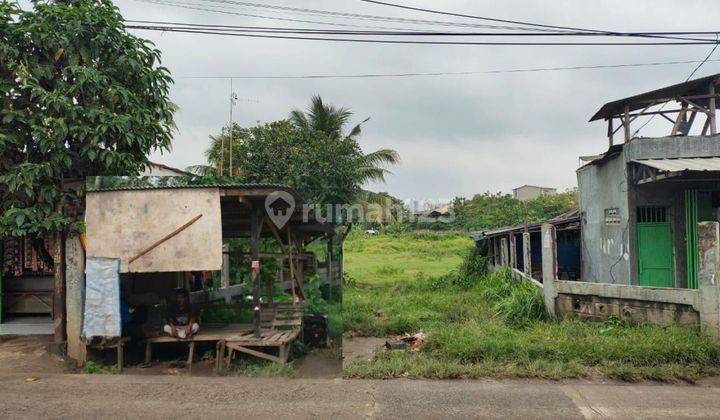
top-left (112, 0), bottom-right (720, 201)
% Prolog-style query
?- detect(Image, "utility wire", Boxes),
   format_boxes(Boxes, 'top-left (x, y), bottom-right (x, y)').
top-left (181, 0), bottom-right (565, 32)
top-left (632, 34), bottom-right (720, 137)
top-left (358, 0), bottom-right (715, 43)
top-left (134, 0), bottom-right (420, 31)
top-left (174, 59), bottom-right (720, 80)
top-left (126, 25), bottom-right (720, 46)
top-left (124, 20), bottom-right (720, 40)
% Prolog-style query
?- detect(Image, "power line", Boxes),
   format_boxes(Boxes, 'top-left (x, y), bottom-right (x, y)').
top-left (185, 0), bottom-right (564, 32)
top-left (134, 0), bottom-right (418, 31)
top-left (358, 0), bottom-right (713, 43)
top-left (633, 35), bottom-right (720, 137)
top-left (126, 25), bottom-right (719, 46)
top-left (124, 20), bottom-right (720, 39)
top-left (174, 59), bottom-right (720, 79)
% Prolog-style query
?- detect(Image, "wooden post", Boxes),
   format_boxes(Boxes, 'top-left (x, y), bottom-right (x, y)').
top-left (500, 237), bottom-right (509, 267)
top-left (53, 232), bottom-right (66, 343)
top-left (523, 232), bottom-right (532, 276)
top-left (623, 104), bottom-right (631, 141)
top-left (607, 118), bottom-right (614, 147)
top-left (250, 206), bottom-right (261, 338)
top-left (541, 224), bottom-right (558, 317)
top-left (221, 243), bottom-right (230, 288)
top-left (326, 235), bottom-right (333, 286)
top-left (293, 234), bottom-right (306, 294)
top-left (509, 234), bottom-right (517, 269)
top-left (287, 228), bottom-right (297, 304)
top-left (710, 82), bottom-right (717, 135)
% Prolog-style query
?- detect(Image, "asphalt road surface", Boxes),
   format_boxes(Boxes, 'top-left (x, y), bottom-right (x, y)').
top-left (2, 372), bottom-right (720, 419)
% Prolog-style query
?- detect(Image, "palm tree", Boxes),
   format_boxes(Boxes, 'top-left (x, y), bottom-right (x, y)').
top-left (187, 122), bottom-right (247, 176)
top-left (290, 95), bottom-right (400, 185)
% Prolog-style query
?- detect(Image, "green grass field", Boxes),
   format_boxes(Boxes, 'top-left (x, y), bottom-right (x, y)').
top-left (343, 231), bottom-right (720, 381)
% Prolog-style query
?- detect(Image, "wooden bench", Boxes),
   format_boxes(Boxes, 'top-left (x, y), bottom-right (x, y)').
top-left (144, 303), bottom-right (306, 371)
top-left (222, 303), bottom-right (305, 367)
top-left (144, 323), bottom-right (253, 372)
top-left (86, 337), bottom-right (130, 373)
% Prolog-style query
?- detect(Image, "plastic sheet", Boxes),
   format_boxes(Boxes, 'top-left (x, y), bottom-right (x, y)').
top-left (82, 257), bottom-right (121, 338)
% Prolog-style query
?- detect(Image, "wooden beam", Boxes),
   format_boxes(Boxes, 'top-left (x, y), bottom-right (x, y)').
top-left (623, 104), bottom-right (631, 141)
top-left (607, 118), bottom-right (614, 147)
top-left (710, 81), bottom-right (717, 135)
top-left (678, 96), bottom-right (712, 116)
top-left (671, 103), bottom-right (688, 136)
top-left (250, 206), bottom-right (261, 338)
top-left (226, 343), bottom-right (282, 363)
top-left (128, 214), bottom-right (203, 264)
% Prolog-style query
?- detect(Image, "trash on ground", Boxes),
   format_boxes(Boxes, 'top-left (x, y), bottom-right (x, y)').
top-left (385, 332), bottom-right (428, 352)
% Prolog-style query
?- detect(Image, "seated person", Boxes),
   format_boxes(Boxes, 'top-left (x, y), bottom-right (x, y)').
top-left (163, 288), bottom-right (199, 339)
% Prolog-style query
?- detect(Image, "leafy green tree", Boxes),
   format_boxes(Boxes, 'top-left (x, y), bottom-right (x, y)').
top-left (0, 1), bottom-right (175, 236)
top-left (290, 95), bottom-right (400, 186)
top-left (194, 96), bottom-right (400, 209)
top-left (452, 189), bottom-right (578, 231)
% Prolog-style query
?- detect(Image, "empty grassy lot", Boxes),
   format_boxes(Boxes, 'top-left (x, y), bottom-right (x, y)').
top-left (343, 231), bottom-right (720, 381)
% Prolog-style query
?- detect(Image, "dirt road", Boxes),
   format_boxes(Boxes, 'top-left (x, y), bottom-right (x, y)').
top-left (2, 372), bottom-right (720, 419)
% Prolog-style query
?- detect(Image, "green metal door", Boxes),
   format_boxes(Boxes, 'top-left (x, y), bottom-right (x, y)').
top-left (637, 207), bottom-right (674, 287)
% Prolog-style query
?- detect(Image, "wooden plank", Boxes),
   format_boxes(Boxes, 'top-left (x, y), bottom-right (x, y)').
top-left (226, 343), bottom-right (281, 363)
top-left (128, 214), bottom-right (203, 264)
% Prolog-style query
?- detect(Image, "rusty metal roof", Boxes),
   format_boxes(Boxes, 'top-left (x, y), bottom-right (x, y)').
top-left (633, 157), bottom-right (720, 172)
top-left (471, 209), bottom-right (581, 239)
top-left (590, 73), bottom-right (720, 122)
top-left (86, 176), bottom-right (292, 193)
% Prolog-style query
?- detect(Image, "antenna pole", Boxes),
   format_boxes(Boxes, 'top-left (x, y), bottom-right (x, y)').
top-left (229, 78), bottom-right (234, 177)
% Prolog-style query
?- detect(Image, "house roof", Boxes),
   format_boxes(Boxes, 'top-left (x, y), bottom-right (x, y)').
top-left (512, 185), bottom-right (556, 192)
top-left (147, 162), bottom-right (194, 176)
top-left (632, 157), bottom-right (720, 172)
top-left (590, 73), bottom-right (720, 122)
top-left (470, 209), bottom-right (581, 240)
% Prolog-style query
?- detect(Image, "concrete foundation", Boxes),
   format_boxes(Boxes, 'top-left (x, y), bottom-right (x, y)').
top-left (542, 222), bottom-right (720, 336)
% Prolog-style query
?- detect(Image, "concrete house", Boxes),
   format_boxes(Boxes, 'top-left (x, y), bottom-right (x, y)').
top-left (476, 74), bottom-right (720, 335)
top-left (580, 73), bottom-right (720, 289)
top-left (512, 185), bottom-right (557, 202)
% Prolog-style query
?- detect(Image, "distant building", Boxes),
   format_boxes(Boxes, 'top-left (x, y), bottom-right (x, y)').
top-left (512, 185), bottom-right (557, 202)
top-left (140, 162), bottom-right (194, 177)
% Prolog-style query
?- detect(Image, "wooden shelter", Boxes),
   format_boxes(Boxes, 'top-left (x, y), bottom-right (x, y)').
top-left (73, 177), bottom-right (339, 367)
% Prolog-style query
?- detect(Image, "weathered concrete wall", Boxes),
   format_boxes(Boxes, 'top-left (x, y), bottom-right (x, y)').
top-left (543, 222), bottom-right (720, 336)
top-left (65, 235), bottom-right (86, 365)
top-left (624, 135), bottom-right (720, 161)
top-left (577, 154), bottom-right (631, 284)
top-left (85, 188), bottom-right (223, 273)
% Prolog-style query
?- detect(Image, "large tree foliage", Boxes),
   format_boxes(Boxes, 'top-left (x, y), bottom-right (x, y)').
top-left (452, 189), bottom-right (579, 230)
top-left (193, 96), bottom-right (400, 208)
top-left (0, 1), bottom-right (175, 236)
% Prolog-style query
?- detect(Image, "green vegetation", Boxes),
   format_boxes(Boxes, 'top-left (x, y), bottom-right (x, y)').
top-left (192, 96), bottom-right (399, 211)
top-left (228, 360), bottom-right (297, 378)
top-left (343, 232), bottom-right (720, 381)
top-left (451, 189), bottom-right (579, 231)
top-left (84, 360), bottom-right (119, 375)
top-left (1, 0), bottom-right (175, 236)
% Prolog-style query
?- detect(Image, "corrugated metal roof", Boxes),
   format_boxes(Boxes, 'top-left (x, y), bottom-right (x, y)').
top-left (633, 157), bottom-right (720, 172)
top-left (470, 209), bottom-right (581, 239)
top-left (86, 176), bottom-right (292, 193)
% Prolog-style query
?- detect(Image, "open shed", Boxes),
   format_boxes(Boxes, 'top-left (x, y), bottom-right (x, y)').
top-left (69, 176), bottom-right (341, 368)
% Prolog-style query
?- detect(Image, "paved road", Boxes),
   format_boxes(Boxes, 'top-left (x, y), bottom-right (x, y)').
top-left (1, 373), bottom-right (720, 419)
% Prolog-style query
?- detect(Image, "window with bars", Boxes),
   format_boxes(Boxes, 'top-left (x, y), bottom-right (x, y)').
top-left (636, 207), bottom-right (667, 223)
